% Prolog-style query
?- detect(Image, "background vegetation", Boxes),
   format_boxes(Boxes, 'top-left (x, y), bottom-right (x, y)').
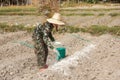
top-left (0, 0), bottom-right (120, 36)
top-left (0, 23), bottom-right (119, 36)
top-left (0, 0), bottom-right (120, 7)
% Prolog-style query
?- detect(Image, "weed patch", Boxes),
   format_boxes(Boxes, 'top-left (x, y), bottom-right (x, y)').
top-left (86, 25), bottom-right (109, 35)
top-left (62, 13), bottom-right (94, 16)
top-left (61, 8), bottom-right (120, 12)
top-left (64, 25), bottom-right (120, 36)
top-left (98, 13), bottom-right (105, 16)
top-left (0, 23), bottom-right (34, 32)
top-left (0, 23), bottom-right (119, 36)
top-left (108, 26), bottom-right (120, 36)
top-left (109, 13), bottom-right (120, 17)
top-left (0, 6), bottom-right (36, 12)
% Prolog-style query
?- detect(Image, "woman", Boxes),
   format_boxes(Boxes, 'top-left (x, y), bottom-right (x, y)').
top-left (32, 13), bottom-right (65, 71)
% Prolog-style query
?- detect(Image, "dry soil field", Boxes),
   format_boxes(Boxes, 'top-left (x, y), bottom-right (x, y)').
top-left (0, 31), bottom-right (120, 80)
top-left (0, 5), bottom-right (120, 80)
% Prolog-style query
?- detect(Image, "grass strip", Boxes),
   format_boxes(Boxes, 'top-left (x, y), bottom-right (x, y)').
top-left (0, 6), bottom-right (36, 12)
top-left (109, 13), bottom-right (120, 17)
top-left (62, 13), bottom-right (94, 16)
top-left (60, 8), bottom-right (120, 12)
top-left (0, 12), bottom-right (37, 15)
top-left (64, 25), bottom-right (120, 36)
top-left (0, 23), bottom-right (34, 32)
top-left (0, 23), bottom-right (120, 36)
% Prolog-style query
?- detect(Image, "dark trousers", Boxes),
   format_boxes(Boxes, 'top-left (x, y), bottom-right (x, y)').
top-left (34, 40), bottom-right (48, 68)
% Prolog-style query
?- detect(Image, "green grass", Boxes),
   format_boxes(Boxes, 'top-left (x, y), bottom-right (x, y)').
top-left (0, 6), bottom-right (37, 15)
top-left (0, 6), bottom-right (119, 16)
top-left (98, 13), bottom-right (105, 16)
top-left (0, 23), bottom-right (24, 32)
top-left (86, 25), bottom-right (120, 36)
top-left (63, 25), bottom-right (120, 36)
top-left (65, 26), bottom-right (81, 33)
top-left (109, 13), bottom-right (120, 17)
top-left (108, 26), bottom-right (120, 35)
top-left (0, 23), bottom-right (120, 36)
top-left (0, 23), bottom-right (34, 32)
top-left (60, 8), bottom-right (120, 12)
top-left (0, 6), bottom-right (36, 12)
top-left (62, 13), bottom-right (94, 16)
top-left (0, 12), bottom-right (37, 15)
top-left (1, 11), bottom-right (119, 17)
top-left (86, 25), bottom-right (109, 35)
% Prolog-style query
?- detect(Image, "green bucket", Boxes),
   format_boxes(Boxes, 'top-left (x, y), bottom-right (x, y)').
top-left (56, 47), bottom-right (66, 61)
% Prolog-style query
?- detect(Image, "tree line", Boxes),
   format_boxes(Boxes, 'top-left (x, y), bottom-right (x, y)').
top-left (0, 0), bottom-right (120, 7)
top-left (0, 0), bottom-right (32, 7)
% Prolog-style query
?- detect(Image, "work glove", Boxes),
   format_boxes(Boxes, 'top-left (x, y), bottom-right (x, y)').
top-left (53, 48), bottom-right (60, 56)
top-left (53, 41), bottom-right (62, 45)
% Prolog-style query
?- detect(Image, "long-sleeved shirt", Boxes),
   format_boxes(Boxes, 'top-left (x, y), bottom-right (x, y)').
top-left (32, 21), bottom-right (55, 49)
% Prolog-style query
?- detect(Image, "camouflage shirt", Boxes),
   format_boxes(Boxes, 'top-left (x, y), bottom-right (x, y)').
top-left (32, 22), bottom-right (55, 49)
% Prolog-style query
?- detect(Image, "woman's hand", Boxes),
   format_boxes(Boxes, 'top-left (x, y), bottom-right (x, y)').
top-left (53, 48), bottom-right (58, 53)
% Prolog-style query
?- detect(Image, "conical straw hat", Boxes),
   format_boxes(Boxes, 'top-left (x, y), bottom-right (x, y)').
top-left (47, 13), bottom-right (65, 25)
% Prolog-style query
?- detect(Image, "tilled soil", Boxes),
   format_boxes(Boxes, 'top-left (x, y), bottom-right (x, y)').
top-left (0, 31), bottom-right (120, 80)
top-left (0, 6), bottom-right (120, 80)
top-left (0, 9), bottom-right (120, 27)
top-left (0, 31), bottom-right (89, 80)
top-left (28, 34), bottom-right (120, 80)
